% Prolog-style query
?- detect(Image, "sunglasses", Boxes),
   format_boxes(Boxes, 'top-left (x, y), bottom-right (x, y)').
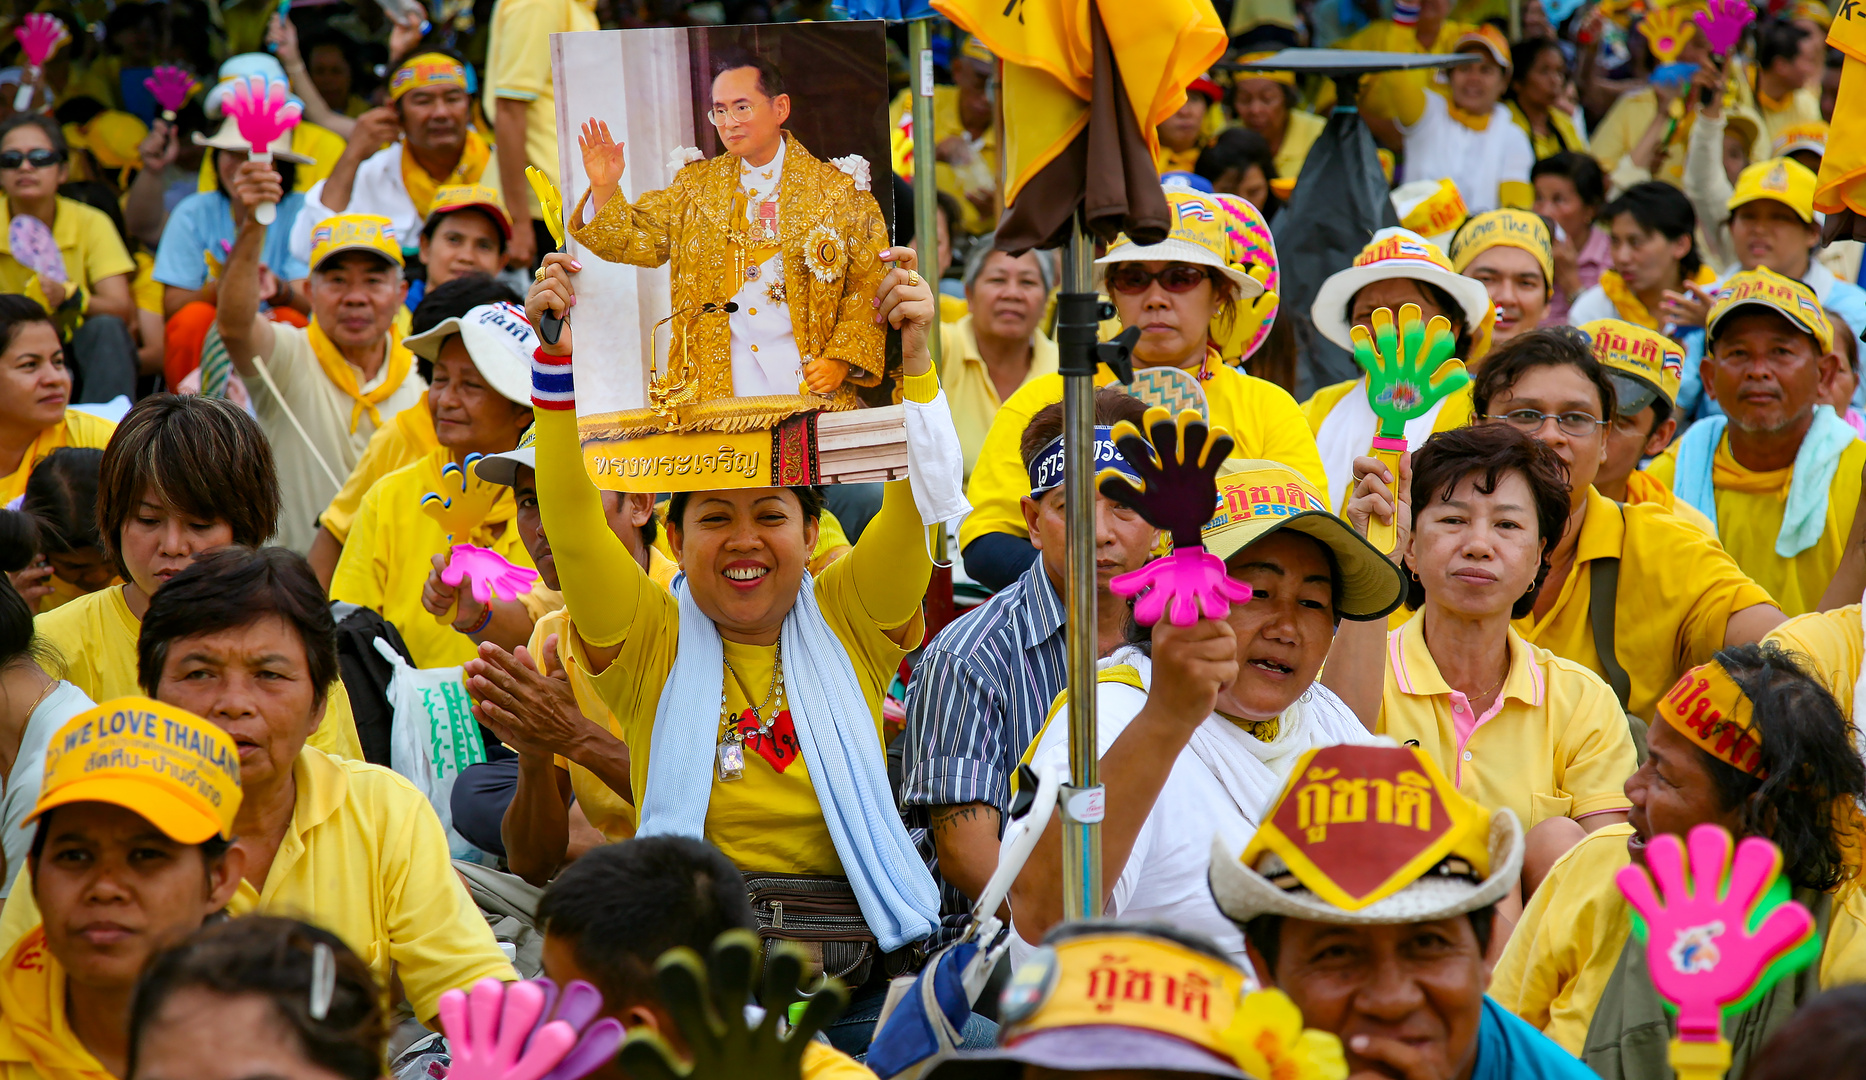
top-left (0, 148), bottom-right (63, 170)
top-left (1105, 263), bottom-right (1210, 295)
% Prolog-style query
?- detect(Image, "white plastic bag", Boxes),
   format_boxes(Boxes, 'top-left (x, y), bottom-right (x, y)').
top-left (377, 638), bottom-right (488, 858)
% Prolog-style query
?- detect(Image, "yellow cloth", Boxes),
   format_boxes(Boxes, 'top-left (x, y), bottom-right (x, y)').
top-left (800, 1044), bottom-right (879, 1079)
top-left (0, 931), bottom-right (111, 1080)
top-left (1763, 603), bottom-right (1864, 716)
top-left (402, 130), bottom-right (492, 220)
top-left (1645, 435), bottom-right (1866, 616)
top-left (1157, 144), bottom-right (1203, 174)
top-left (307, 318), bottom-right (415, 435)
top-left (1507, 101), bottom-right (1590, 160)
top-left (532, 605), bottom-right (638, 842)
top-left (484, 0), bottom-right (598, 219)
top-left (33, 571), bottom-right (115, 616)
top-left (0, 412), bottom-right (113, 508)
top-left (1375, 612), bottom-right (1637, 829)
top-left (1491, 823), bottom-right (1866, 1053)
top-left (888, 86), bottom-right (1000, 237)
top-left (34, 585), bottom-right (365, 763)
top-left (1816, 18), bottom-right (1866, 220)
top-left (1510, 487), bottom-right (1775, 721)
top-left (1334, 19), bottom-right (1476, 112)
top-left (1592, 88), bottom-right (1766, 189)
top-left (1755, 84), bottom-right (1826, 151)
top-left (1596, 264), bottom-right (1719, 330)
top-left (939, 316), bottom-right (1059, 478)
top-left (320, 391), bottom-right (441, 544)
top-left (940, 294), bottom-right (969, 323)
top-left (330, 448), bottom-right (548, 670)
top-left (960, 362), bottom-right (1325, 550)
top-left (0, 749), bottom-right (516, 1024)
top-left (195, 122), bottom-right (350, 195)
top-left (0, 198), bottom-right (135, 310)
top-left (1273, 108), bottom-right (1327, 184)
top-left (130, 251), bottom-right (163, 315)
top-left (1622, 466), bottom-right (1717, 534)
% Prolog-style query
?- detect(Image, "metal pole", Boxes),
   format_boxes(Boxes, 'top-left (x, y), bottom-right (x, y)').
top-left (1058, 216), bottom-right (1102, 922)
top-left (908, 17), bottom-right (952, 615)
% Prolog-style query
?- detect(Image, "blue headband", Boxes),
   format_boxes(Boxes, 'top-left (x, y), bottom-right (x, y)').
top-left (1028, 426), bottom-right (1142, 497)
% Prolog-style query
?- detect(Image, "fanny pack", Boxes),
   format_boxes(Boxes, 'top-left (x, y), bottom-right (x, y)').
top-left (744, 873), bottom-right (916, 987)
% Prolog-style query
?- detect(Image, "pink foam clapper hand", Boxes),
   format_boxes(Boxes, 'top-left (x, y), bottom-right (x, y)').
top-left (8, 214), bottom-right (64, 286)
top-left (1693, 0), bottom-right (1755, 105)
top-left (439, 977), bottom-right (623, 1080)
top-left (1101, 407), bottom-right (1253, 627)
top-left (12, 14), bottom-right (66, 112)
top-left (144, 66), bottom-right (198, 122)
top-left (441, 545), bottom-right (539, 606)
top-left (220, 75), bottom-right (303, 225)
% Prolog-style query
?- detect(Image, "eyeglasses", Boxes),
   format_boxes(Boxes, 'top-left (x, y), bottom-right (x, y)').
top-left (0, 148), bottom-right (63, 170)
top-left (706, 101), bottom-right (761, 126)
top-left (1490, 409), bottom-right (1608, 438)
top-left (1104, 263), bottom-right (1210, 295)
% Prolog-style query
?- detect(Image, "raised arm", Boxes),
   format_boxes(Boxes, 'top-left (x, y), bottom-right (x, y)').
top-left (215, 160), bottom-right (282, 376)
top-left (1322, 451), bottom-right (1411, 730)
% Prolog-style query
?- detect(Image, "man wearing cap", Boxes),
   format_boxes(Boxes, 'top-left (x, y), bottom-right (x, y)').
top-left (887, 37), bottom-right (999, 236)
top-left (1303, 228), bottom-right (1492, 514)
top-left (1006, 463), bottom-right (1404, 963)
top-left (960, 189), bottom-right (1325, 591)
top-left (1725, 159), bottom-right (1866, 344)
top-left (1648, 268), bottom-right (1865, 615)
top-left (289, 52), bottom-right (491, 272)
top-left (331, 299), bottom-right (544, 669)
top-left (1211, 744), bottom-right (1597, 1080)
top-left (0, 698), bottom-right (247, 1080)
top-left (218, 151), bottom-right (427, 552)
top-left (1582, 317), bottom-right (1716, 533)
top-left (1451, 208), bottom-right (1553, 358)
top-left (409, 183), bottom-right (511, 310)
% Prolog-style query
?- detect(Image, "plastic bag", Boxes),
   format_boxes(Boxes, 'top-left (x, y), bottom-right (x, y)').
top-left (378, 638), bottom-right (487, 858)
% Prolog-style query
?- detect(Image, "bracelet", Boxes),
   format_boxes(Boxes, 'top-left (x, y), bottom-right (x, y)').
top-left (463, 606), bottom-right (494, 637)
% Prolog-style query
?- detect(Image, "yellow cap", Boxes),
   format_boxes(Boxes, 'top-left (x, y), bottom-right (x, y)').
top-left (1450, 208), bottom-right (1554, 297)
top-left (1390, 178), bottom-right (1469, 248)
top-left (428, 182), bottom-right (512, 240)
top-left (1098, 190), bottom-right (1265, 297)
top-left (1453, 25), bottom-right (1512, 71)
top-left (1235, 51), bottom-right (1297, 87)
top-left (63, 110), bottom-right (149, 172)
top-left (1728, 157), bottom-right (1818, 224)
top-left (309, 214), bottom-right (404, 271)
top-left (1790, 0), bottom-right (1832, 26)
top-left (1772, 122), bottom-right (1829, 159)
top-left (1581, 318), bottom-right (1685, 413)
top-left (25, 698), bottom-right (242, 844)
top-left (389, 53), bottom-right (468, 102)
top-left (1706, 267), bottom-right (1835, 355)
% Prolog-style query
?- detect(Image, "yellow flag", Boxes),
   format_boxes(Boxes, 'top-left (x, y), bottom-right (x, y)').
top-left (1817, 14), bottom-right (1866, 219)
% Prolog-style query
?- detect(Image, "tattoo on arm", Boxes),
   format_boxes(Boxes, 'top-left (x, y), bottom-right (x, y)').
top-left (929, 803), bottom-right (990, 834)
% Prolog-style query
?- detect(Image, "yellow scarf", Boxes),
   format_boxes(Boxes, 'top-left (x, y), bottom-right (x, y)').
top-left (1598, 265), bottom-right (1718, 330)
top-left (1448, 101), bottom-right (1492, 131)
top-left (0, 930), bottom-right (115, 1080)
top-left (307, 319), bottom-right (414, 434)
top-left (1711, 437), bottom-right (1795, 497)
top-left (401, 129), bottom-right (492, 220)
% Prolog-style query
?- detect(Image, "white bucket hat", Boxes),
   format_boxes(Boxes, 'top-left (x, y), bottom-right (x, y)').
top-left (193, 113), bottom-right (313, 163)
top-left (1310, 227), bottom-right (1495, 352)
top-left (405, 301), bottom-right (538, 409)
top-left (1096, 189), bottom-right (1266, 297)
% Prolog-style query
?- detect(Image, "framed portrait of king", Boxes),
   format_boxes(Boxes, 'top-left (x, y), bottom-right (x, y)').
top-left (550, 22), bottom-right (905, 493)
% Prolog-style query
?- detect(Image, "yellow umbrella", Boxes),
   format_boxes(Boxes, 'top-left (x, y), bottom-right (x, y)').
top-left (1817, 13), bottom-right (1866, 245)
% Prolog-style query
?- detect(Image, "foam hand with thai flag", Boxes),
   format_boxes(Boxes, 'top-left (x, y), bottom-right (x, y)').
top-left (1350, 304), bottom-right (1468, 556)
top-left (220, 75), bottom-right (303, 225)
top-left (12, 13), bottom-right (68, 112)
top-left (144, 66), bottom-right (198, 122)
top-left (437, 976), bottom-right (623, 1080)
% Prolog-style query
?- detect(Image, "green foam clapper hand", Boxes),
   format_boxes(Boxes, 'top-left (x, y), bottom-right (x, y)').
top-left (1348, 304), bottom-right (1469, 555)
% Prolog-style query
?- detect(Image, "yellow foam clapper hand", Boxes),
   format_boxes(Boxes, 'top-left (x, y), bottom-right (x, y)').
top-left (1212, 261), bottom-right (1279, 365)
top-left (526, 165), bottom-right (566, 250)
top-left (615, 929), bottom-right (848, 1080)
top-left (1349, 304), bottom-right (1469, 441)
top-left (419, 454), bottom-right (507, 545)
top-left (1097, 406), bottom-right (1236, 549)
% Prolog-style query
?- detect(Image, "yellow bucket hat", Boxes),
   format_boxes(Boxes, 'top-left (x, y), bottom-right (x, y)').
top-left (1581, 318), bottom-right (1685, 414)
top-left (1098, 189), bottom-right (1266, 297)
top-left (25, 697), bottom-right (243, 844)
top-left (64, 110), bottom-right (148, 174)
top-left (310, 214), bottom-right (405, 271)
top-left (1728, 157), bottom-right (1819, 224)
top-left (389, 52), bottom-right (468, 101)
top-left (1450, 208), bottom-right (1555, 298)
top-left (1706, 267), bottom-right (1835, 354)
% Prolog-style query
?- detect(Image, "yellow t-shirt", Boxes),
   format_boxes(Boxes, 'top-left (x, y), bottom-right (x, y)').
top-left (484, 0), bottom-right (599, 219)
top-left (531, 605), bottom-right (637, 843)
top-left (1376, 612), bottom-right (1637, 828)
top-left (1622, 467), bottom-right (1717, 535)
top-left (1274, 109), bottom-right (1327, 185)
top-left (0, 931), bottom-right (111, 1080)
top-left (938, 316), bottom-right (1059, 479)
top-left (801, 1044), bottom-right (878, 1080)
top-left (0, 749), bottom-right (515, 1024)
top-left (33, 569), bottom-right (116, 615)
top-left (1510, 487), bottom-right (1775, 720)
top-left (1491, 823), bottom-right (1866, 1053)
top-left (194, 122), bottom-right (350, 195)
top-left (1764, 604), bottom-right (1863, 716)
top-left (960, 361), bottom-right (1326, 550)
top-left (34, 585), bottom-right (365, 762)
top-left (1645, 435), bottom-right (1866, 617)
top-left (0, 198), bottom-right (136, 309)
top-left (131, 250), bottom-right (164, 315)
top-left (0, 411), bottom-right (114, 507)
top-left (322, 391), bottom-right (441, 543)
top-left (329, 449), bottom-right (549, 671)
top-left (1755, 85), bottom-right (1826, 150)
top-left (887, 85), bottom-right (1000, 237)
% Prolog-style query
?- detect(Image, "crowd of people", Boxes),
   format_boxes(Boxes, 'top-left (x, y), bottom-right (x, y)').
top-left (0, 0), bottom-right (1858, 1077)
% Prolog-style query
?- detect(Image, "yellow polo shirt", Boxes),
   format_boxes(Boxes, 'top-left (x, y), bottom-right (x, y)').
top-left (321, 391), bottom-right (441, 544)
top-left (34, 585), bottom-right (365, 763)
top-left (1645, 436), bottom-right (1866, 617)
top-left (1492, 823), bottom-right (1866, 1054)
top-left (959, 360), bottom-right (1325, 550)
top-left (1376, 612), bottom-right (1636, 828)
top-left (0, 749), bottom-right (515, 1024)
top-left (484, 0), bottom-right (599, 219)
top-left (1511, 487), bottom-right (1775, 721)
top-left (1274, 109), bottom-right (1328, 185)
top-left (0, 411), bottom-right (114, 507)
top-left (0, 197), bottom-right (136, 312)
top-left (1622, 467), bottom-right (1716, 535)
top-left (938, 316), bottom-right (1059, 479)
top-left (1764, 604), bottom-right (1863, 716)
top-left (0, 931), bottom-right (111, 1080)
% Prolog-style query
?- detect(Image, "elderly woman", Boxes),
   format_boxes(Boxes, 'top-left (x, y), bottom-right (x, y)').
top-left (938, 237), bottom-right (1058, 478)
top-left (1492, 645), bottom-right (1866, 1075)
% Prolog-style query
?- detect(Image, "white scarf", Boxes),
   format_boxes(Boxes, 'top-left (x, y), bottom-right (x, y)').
top-left (1313, 377), bottom-right (1454, 512)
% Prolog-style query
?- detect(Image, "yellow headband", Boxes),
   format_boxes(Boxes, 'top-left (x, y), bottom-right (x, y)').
top-left (1451, 208), bottom-right (1554, 298)
top-left (1236, 52), bottom-right (1296, 88)
top-left (1658, 662), bottom-right (1766, 777)
top-left (390, 53), bottom-right (467, 102)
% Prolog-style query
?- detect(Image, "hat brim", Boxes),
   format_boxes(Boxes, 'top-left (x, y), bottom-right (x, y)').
top-left (1727, 188), bottom-right (1815, 224)
top-left (428, 201), bottom-right (514, 240)
top-left (403, 317), bottom-right (533, 405)
top-left (1310, 260), bottom-right (1493, 352)
top-left (24, 776), bottom-right (225, 844)
top-left (1097, 238), bottom-right (1265, 296)
top-left (924, 1027), bottom-right (1249, 1080)
top-left (1708, 296), bottom-right (1832, 354)
top-left (474, 446), bottom-right (536, 487)
top-left (1208, 808), bottom-right (1524, 927)
top-left (1204, 509), bottom-right (1406, 622)
top-left (1606, 371), bottom-right (1662, 416)
top-left (190, 129), bottom-right (315, 165)
top-left (312, 243), bottom-right (404, 274)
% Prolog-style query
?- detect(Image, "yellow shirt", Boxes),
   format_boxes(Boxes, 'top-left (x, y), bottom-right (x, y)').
top-left (1510, 487), bottom-right (1775, 721)
top-left (1764, 604), bottom-right (1864, 716)
top-left (960, 361), bottom-right (1326, 550)
top-left (1755, 85), bottom-right (1826, 150)
top-left (531, 605), bottom-right (637, 842)
top-left (887, 85), bottom-right (1000, 237)
top-left (938, 316), bottom-right (1059, 479)
top-left (484, 0), bottom-right (599, 219)
top-left (0, 198), bottom-right (135, 309)
top-left (1507, 100), bottom-right (1589, 159)
top-left (1376, 612), bottom-right (1637, 828)
top-left (0, 749), bottom-right (516, 1025)
top-left (33, 570), bottom-right (116, 616)
top-left (1491, 823), bottom-right (1866, 1053)
top-left (0, 412), bottom-right (114, 507)
top-left (0, 931), bottom-right (111, 1080)
top-left (1274, 109), bottom-right (1328, 184)
top-left (322, 391), bottom-right (440, 543)
top-left (1622, 467), bottom-right (1716, 535)
top-left (34, 585), bottom-right (365, 763)
top-left (131, 250), bottom-right (164, 315)
top-left (330, 449), bottom-right (550, 671)
top-left (1330, 19), bottom-right (1475, 111)
top-left (801, 1044), bottom-right (878, 1080)
top-left (1591, 89), bottom-right (1766, 189)
top-left (1645, 435), bottom-right (1866, 616)
top-left (194, 123), bottom-right (350, 195)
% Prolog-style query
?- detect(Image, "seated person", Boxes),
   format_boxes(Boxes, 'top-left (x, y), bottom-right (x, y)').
top-left (1009, 460), bottom-right (1403, 964)
top-left (1532, 153), bottom-right (1610, 325)
top-left (1581, 318), bottom-right (1714, 532)
top-left (1567, 181), bottom-right (1717, 337)
top-left (194, 54), bottom-right (349, 195)
top-left (1590, 30), bottom-right (1761, 190)
top-left (939, 238), bottom-right (1058, 479)
top-left (1212, 743), bottom-right (1597, 1079)
top-left (1229, 55), bottom-right (1325, 186)
top-left (0, 697), bottom-right (245, 1079)
top-left (330, 297), bottom-right (543, 668)
top-left (405, 184), bottom-right (512, 311)
top-left (0, 298), bottom-right (114, 506)
top-left (1450, 209), bottom-right (1552, 360)
top-left (22, 448), bottom-right (117, 614)
top-left (1156, 77), bottom-right (1223, 174)
top-left (959, 190), bottom-right (1324, 591)
top-left (1491, 645), bottom-right (1866, 1070)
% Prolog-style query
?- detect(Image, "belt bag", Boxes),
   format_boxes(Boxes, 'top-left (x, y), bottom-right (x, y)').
top-left (744, 873), bottom-right (880, 985)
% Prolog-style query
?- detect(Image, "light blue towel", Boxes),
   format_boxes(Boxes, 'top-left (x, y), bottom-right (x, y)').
top-left (635, 574), bottom-right (940, 952)
top-left (1668, 405), bottom-right (1858, 557)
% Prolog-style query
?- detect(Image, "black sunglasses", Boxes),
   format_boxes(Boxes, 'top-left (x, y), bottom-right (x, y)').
top-left (0, 149), bottom-right (63, 170)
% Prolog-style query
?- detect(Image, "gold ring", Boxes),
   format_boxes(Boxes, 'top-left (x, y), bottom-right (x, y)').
top-left (907, 270), bottom-right (921, 287)
top-left (534, 266), bottom-right (548, 282)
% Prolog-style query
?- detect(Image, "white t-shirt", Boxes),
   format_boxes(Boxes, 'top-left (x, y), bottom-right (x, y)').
top-left (728, 139), bottom-right (804, 397)
top-left (1400, 94), bottom-right (1535, 215)
top-left (0, 680), bottom-right (95, 895)
top-left (1011, 648), bottom-right (1375, 967)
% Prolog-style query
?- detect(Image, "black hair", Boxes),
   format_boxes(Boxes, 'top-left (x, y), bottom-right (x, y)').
top-left (1194, 128), bottom-right (1283, 217)
top-left (1509, 38), bottom-right (1566, 94)
top-left (933, 189), bottom-right (964, 242)
top-left (664, 486), bottom-right (824, 533)
top-left (138, 546), bottom-right (338, 710)
top-left (1746, 985), bottom-right (1866, 1080)
top-left (54, 97), bottom-right (108, 129)
top-left (1244, 904), bottom-right (1498, 978)
top-left (1601, 181), bottom-right (1703, 279)
top-left (409, 274), bottom-right (522, 382)
top-left (0, 293), bottom-right (55, 355)
top-left (1406, 425), bottom-right (1573, 618)
top-left (1757, 18), bottom-right (1813, 74)
top-left (24, 447), bottom-right (105, 557)
top-left (0, 113), bottom-right (68, 160)
top-left (711, 50), bottom-right (786, 99)
top-left (1531, 152), bottom-right (1607, 213)
top-left (59, 179), bottom-right (139, 255)
top-left (212, 149), bottom-right (299, 205)
top-left (1019, 387), bottom-right (1150, 471)
top-left (0, 566), bottom-right (44, 675)
top-left (1696, 643), bottom-right (1866, 892)
top-left (536, 837), bottom-right (753, 1008)
top-left (128, 917), bottom-right (388, 1080)
top-left (0, 510), bottom-right (36, 576)
top-left (1470, 326), bottom-right (1619, 421)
